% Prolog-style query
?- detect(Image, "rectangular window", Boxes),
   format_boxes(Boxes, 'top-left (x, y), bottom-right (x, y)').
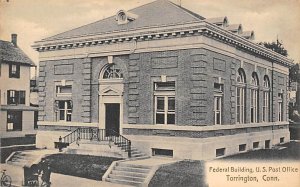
top-left (7, 90), bottom-right (25, 105)
top-left (214, 96), bottom-right (222, 125)
top-left (154, 81), bottom-right (175, 125)
top-left (280, 137), bottom-right (284, 143)
top-left (239, 144), bottom-right (246, 152)
top-left (7, 90), bottom-right (17, 104)
top-left (7, 111), bottom-right (22, 131)
top-left (19, 91), bottom-right (25, 104)
top-left (152, 148), bottom-right (173, 157)
top-left (56, 85), bottom-right (72, 97)
top-left (155, 96), bottom-right (175, 124)
top-left (214, 83), bottom-right (223, 125)
top-left (58, 100), bottom-right (72, 122)
top-left (250, 89), bottom-right (258, 123)
top-left (216, 148), bottom-right (225, 157)
top-left (9, 63), bottom-right (20, 78)
top-left (262, 91), bottom-right (269, 122)
top-left (253, 142), bottom-right (259, 149)
top-left (236, 87), bottom-right (245, 124)
top-left (278, 93), bottom-right (283, 121)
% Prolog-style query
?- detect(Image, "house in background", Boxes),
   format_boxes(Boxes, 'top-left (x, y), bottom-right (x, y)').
top-left (0, 34), bottom-right (38, 163)
top-left (33, 0), bottom-right (293, 160)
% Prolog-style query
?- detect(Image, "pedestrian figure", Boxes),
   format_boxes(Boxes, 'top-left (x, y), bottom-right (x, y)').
top-left (38, 158), bottom-right (52, 186)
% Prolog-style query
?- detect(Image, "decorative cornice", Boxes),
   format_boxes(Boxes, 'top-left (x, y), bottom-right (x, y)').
top-left (32, 21), bottom-right (293, 67)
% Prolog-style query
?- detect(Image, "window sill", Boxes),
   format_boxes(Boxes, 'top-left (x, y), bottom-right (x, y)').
top-left (56, 93), bottom-right (72, 97)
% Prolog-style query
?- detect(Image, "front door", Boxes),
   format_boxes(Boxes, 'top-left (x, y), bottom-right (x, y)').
top-left (105, 103), bottom-right (120, 136)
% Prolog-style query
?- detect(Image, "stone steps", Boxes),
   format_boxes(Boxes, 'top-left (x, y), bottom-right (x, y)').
top-left (115, 166), bottom-right (150, 173)
top-left (106, 177), bottom-right (143, 186)
top-left (108, 174), bottom-right (145, 182)
top-left (111, 170), bottom-right (148, 178)
top-left (105, 161), bottom-right (152, 186)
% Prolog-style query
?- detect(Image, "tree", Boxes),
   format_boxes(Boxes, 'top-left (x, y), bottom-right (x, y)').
top-left (258, 40), bottom-right (288, 57)
top-left (289, 63), bottom-right (299, 83)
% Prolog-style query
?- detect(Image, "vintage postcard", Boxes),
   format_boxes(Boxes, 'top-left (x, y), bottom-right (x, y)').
top-left (0, 0), bottom-right (299, 187)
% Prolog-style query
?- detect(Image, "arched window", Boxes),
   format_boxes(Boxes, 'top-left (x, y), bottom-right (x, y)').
top-left (101, 64), bottom-right (123, 79)
top-left (262, 76), bottom-right (270, 122)
top-left (236, 69), bottom-right (246, 124)
top-left (250, 73), bottom-right (259, 123)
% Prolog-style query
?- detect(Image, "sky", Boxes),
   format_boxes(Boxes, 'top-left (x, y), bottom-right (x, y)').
top-left (0, 0), bottom-right (299, 66)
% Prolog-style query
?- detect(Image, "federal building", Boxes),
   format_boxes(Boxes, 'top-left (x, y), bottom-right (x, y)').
top-left (33, 0), bottom-right (293, 160)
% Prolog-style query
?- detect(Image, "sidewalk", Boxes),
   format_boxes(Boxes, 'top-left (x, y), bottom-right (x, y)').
top-left (0, 164), bottom-right (130, 187)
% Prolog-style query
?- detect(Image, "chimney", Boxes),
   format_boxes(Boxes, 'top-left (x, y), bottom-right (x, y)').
top-left (11, 34), bottom-right (17, 47)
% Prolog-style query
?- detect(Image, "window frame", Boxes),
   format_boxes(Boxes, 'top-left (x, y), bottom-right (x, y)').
top-left (9, 63), bottom-right (20, 78)
top-left (154, 81), bottom-right (175, 125)
top-left (236, 69), bottom-right (246, 124)
top-left (214, 83), bottom-right (223, 125)
top-left (278, 93), bottom-right (283, 122)
top-left (101, 64), bottom-right (123, 80)
top-left (57, 100), bottom-right (72, 122)
top-left (7, 90), bottom-right (25, 105)
top-left (250, 73), bottom-right (259, 123)
top-left (262, 76), bottom-right (270, 122)
top-left (7, 111), bottom-right (22, 131)
top-left (56, 85), bottom-right (72, 97)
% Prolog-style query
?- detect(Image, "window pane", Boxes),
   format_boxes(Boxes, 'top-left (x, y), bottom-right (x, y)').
top-left (19, 91), bottom-right (25, 104)
top-left (216, 113), bottom-right (221, 124)
top-left (7, 123), bottom-right (13, 130)
top-left (167, 114), bottom-right (175, 124)
top-left (156, 114), bottom-right (164, 124)
top-left (67, 101), bottom-right (72, 109)
top-left (59, 110), bottom-right (65, 120)
top-left (157, 97), bottom-right (164, 111)
top-left (12, 64), bottom-right (16, 72)
top-left (237, 106), bottom-right (240, 123)
top-left (67, 114), bottom-right (72, 121)
top-left (102, 64), bottom-right (123, 79)
top-left (168, 97), bottom-right (175, 111)
top-left (59, 101), bottom-right (65, 109)
top-left (216, 97), bottom-right (220, 110)
top-left (155, 82), bottom-right (175, 91)
top-left (60, 86), bottom-right (72, 93)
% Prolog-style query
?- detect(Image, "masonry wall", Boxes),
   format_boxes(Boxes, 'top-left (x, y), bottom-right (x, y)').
top-left (38, 58), bottom-right (87, 122)
top-left (39, 47), bottom-right (288, 126)
top-left (123, 48), bottom-right (288, 126)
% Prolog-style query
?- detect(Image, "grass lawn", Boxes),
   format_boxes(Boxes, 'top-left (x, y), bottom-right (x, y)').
top-left (149, 160), bottom-right (208, 187)
top-left (43, 154), bottom-right (121, 180)
top-left (222, 141), bottom-right (300, 160)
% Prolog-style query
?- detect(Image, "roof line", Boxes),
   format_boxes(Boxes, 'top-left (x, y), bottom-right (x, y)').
top-left (43, 0), bottom-right (160, 41)
top-left (166, 0), bottom-right (205, 20)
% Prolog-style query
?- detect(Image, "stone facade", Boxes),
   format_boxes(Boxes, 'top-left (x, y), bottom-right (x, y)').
top-left (34, 0), bottom-right (293, 159)
top-left (38, 48), bottom-right (288, 127)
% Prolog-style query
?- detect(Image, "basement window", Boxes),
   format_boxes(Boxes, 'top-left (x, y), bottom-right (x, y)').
top-left (253, 142), bottom-right (259, 149)
top-left (152, 148), bottom-right (173, 157)
top-left (239, 144), bottom-right (246, 152)
top-left (280, 137), bottom-right (284, 144)
top-left (216, 148), bottom-right (225, 157)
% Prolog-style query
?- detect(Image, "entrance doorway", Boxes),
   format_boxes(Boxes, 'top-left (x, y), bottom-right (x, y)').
top-left (105, 103), bottom-right (120, 136)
